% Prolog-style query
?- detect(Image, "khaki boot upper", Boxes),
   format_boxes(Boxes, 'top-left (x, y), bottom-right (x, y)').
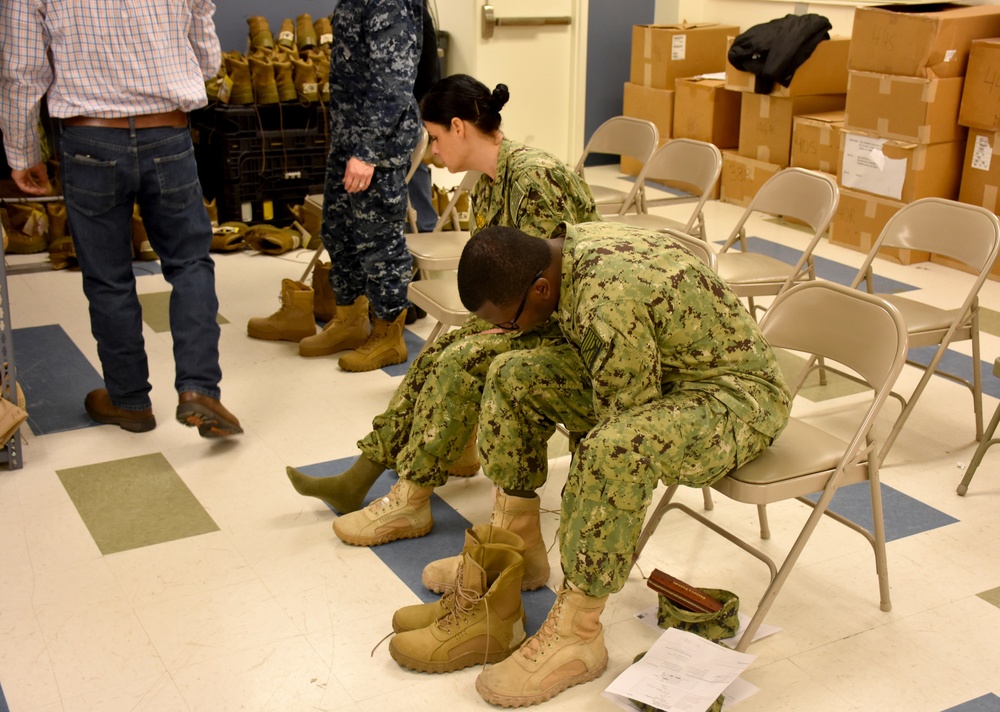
top-left (418, 523), bottom-right (525, 605)
top-left (389, 544), bottom-right (527, 673)
top-left (337, 310), bottom-right (408, 372)
top-left (491, 490), bottom-right (551, 591)
top-left (475, 586), bottom-right (609, 707)
top-left (298, 295), bottom-right (370, 357)
top-left (332, 478), bottom-right (433, 547)
top-left (247, 279), bottom-right (316, 342)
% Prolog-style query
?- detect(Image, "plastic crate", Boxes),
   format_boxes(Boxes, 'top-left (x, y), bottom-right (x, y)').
top-left (190, 102), bottom-right (328, 137)
top-left (216, 181), bottom-right (325, 225)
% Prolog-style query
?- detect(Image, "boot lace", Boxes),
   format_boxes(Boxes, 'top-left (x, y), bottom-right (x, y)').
top-left (518, 591), bottom-right (567, 662)
top-left (367, 480), bottom-right (407, 515)
top-left (436, 562), bottom-right (481, 633)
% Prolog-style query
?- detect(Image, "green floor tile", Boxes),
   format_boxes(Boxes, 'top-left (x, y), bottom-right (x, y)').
top-left (977, 586), bottom-right (1000, 608)
top-left (776, 348), bottom-right (872, 402)
top-left (56, 453), bottom-right (219, 555)
top-left (137, 291), bottom-right (229, 333)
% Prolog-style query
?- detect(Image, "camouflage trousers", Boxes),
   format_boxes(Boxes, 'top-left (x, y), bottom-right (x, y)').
top-left (480, 344), bottom-right (773, 598)
top-left (357, 316), bottom-right (565, 485)
top-left (320, 148), bottom-right (414, 321)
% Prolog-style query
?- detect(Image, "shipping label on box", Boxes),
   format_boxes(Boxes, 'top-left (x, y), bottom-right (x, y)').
top-left (848, 3), bottom-right (1000, 79)
top-left (739, 93), bottom-right (846, 168)
top-left (830, 187), bottom-right (929, 265)
top-left (725, 36), bottom-right (851, 96)
top-left (844, 71), bottom-right (966, 144)
top-left (673, 77), bottom-right (741, 148)
top-left (959, 38), bottom-right (1000, 131)
top-left (791, 111), bottom-right (844, 175)
top-left (631, 23), bottom-right (739, 90)
top-left (720, 150), bottom-right (781, 207)
top-left (959, 128), bottom-right (1000, 213)
top-left (838, 129), bottom-right (964, 203)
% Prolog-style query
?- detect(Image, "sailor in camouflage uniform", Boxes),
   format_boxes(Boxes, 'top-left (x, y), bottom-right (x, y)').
top-left (288, 76), bottom-right (600, 559)
top-left (313, 0), bottom-right (422, 372)
top-left (457, 221), bottom-right (791, 706)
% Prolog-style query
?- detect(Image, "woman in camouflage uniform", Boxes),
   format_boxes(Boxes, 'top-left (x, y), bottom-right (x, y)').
top-left (288, 75), bottom-right (599, 571)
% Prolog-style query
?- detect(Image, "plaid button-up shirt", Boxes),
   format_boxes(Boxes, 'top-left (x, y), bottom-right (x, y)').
top-left (0, 0), bottom-right (221, 169)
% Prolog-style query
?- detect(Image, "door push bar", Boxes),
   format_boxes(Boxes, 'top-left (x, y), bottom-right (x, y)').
top-left (481, 4), bottom-right (572, 39)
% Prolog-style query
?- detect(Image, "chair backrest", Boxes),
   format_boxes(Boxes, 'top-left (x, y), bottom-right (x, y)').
top-left (761, 281), bottom-right (908, 402)
top-left (573, 116), bottom-right (659, 175)
top-left (663, 228), bottom-right (717, 272)
top-left (433, 170), bottom-right (481, 232)
top-left (406, 127), bottom-right (429, 184)
top-left (744, 167), bottom-right (839, 236)
top-left (631, 138), bottom-right (722, 230)
top-left (853, 198), bottom-right (1000, 287)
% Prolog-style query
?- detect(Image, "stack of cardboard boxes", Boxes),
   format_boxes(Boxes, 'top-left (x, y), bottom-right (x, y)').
top-left (722, 36), bottom-right (850, 206)
top-left (623, 23), bottom-right (738, 175)
top-left (831, 3), bottom-right (1000, 265)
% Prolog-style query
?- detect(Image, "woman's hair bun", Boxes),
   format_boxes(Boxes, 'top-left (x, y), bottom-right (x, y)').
top-left (490, 84), bottom-right (510, 113)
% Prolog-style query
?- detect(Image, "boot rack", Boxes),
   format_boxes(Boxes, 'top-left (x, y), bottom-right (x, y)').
top-left (0, 232), bottom-right (24, 469)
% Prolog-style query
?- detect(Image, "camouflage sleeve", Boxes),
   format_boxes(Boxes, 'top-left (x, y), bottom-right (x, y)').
top-left (353, 0), bottom-right (420, 165)
top-left (578, 301), bottom-right (662, 419)
top-left (509, 169), bottom-right (569, 239)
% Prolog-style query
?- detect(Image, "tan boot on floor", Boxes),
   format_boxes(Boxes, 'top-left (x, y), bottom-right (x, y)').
top-left (418, 524), bottom-right (525, 609)
top-left (298, 295), bottom-right (370, 357)
top-left (338, 310), bottom-right (408, 372)
top-left (389, 544), bottom-right (527, 673)
top-left (332, 478), bottom-right (433, 546)
top-left (311, 261), bottom-right (336, 322)
top-left (247, 278), bottom-right (317, 342)
top-left (446, 425), bottom-right (480, 477)
top-left (476, 585), bottom-right (608, 707)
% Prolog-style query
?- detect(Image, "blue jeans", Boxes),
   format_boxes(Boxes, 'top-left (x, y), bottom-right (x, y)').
top-left (408, 162), bottom-right (437, 232)
top-left (59, 123), bottom-right (222, 410)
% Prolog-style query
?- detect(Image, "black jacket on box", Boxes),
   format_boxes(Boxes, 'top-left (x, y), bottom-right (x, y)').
top-left (728, 13), bottom-right (832, 94)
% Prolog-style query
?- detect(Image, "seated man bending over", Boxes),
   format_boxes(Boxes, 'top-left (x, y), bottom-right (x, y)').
top-left (456, 222), bottom-right (791, 707)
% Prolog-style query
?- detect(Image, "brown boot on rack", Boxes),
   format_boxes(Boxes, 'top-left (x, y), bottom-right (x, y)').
top-left (46, 202), bottom-right (76, 270)
top-left (296, 14), bottom-right (317, 53)
top-left (273, 56), bottom-right (297, 102)
top-left (1, 203), bottom-right (48, 254)
top-left (289, 56), bottom-right (319, 103)
top-left (247, 15), bottom-right (274, 50)
top-left (248, 55), bottom-right (279, 105)
top-left (314, 16), bottom-right (333, 48)
top-left (221, 55), bottom-right (254, 106)
top-left (247, 279), bottom-right (317, 342)
top-left (276, 18), bottom-right (296, 50)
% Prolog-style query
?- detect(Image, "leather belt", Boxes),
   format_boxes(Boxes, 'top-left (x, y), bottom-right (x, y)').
top-left (62, 110), bottom-right (188, 129)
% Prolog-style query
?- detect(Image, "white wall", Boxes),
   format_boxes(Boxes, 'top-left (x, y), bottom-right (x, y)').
top-left (655, 0), bottom-right (857, 35)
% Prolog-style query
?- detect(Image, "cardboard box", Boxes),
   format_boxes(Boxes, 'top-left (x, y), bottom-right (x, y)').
top-left (620, 82), bottom-right (674, 176)
top-left (844, 71), bottom-right (966, 144)
top-left (630, 23), bottom-right (739, 90)
top-left (849, 4), bottom-right (1000, 80)
top-left (830, 187), bottom-right (929, 265)
top-left (958, 38), bottom-right (1000, 131)
top-left (791, 111), bottom-right (845, 175)
top-left (673, 77), bottom-right (741, 148)
top-left (725, 36), bottom-right (851, 96)
top-left (959, 128), bottom-right (1000, 213)
top-left (720, 150), bottom-right (781, 207)
top-left (838, 129), bottom-right (965, 203)
top-left (738, 93), bottom-right (846, 167)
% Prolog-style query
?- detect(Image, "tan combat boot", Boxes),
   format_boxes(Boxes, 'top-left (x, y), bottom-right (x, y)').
top-left (247, 15), bottom-right (274, 50)
top-left (272, 56), bottom-right (297, 102)
top-left (311, 260), bottom-right (336, 322)
top-left (476, 584), bottom-right (608, 706)
top-left (306, 49), bottom-right (330, 102)
top-left (446, 426), bottom-right (480, 477)
top-left (247, 279), bottom-right (317, 342)
top-left (290, 56), bottom-right (319, 103)
top-left (389, 544), bottom-right (527, 673)
top-left (338, 310), bottom-right (408, 372)
top-left (276, 18), bottom-right (296, 50)
top-left (298, 295), bottom-right (370, 357)
top-left (296, 13), bottom-right (317, 52)
top-left (410, 524), bottom-right (525, 625)
top-left (248, 54), bottom-right (279, 105)
top-left (332, 477), bottom-right (433, 546)
top-left (314, 15), bottom-right (333, 48)
top-left (46, 202), bottom-right (76, 270)
top-left (221, 55), bottom-right (254, 105)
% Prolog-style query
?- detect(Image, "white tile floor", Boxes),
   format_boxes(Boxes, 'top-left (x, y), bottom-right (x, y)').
top-left (1, 165), bottom-right (999, 711)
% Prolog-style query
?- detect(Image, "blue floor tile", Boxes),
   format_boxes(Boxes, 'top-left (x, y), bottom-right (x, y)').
top-left (292, 458), bottom-right (555, 634)
top-left (0, 680), bottom-right (8, 712)
top-left (382, 327), bottom-right (426, 377)
top-left (908, 345), bottom-right (1000, 400)
top-left (807, 481), bottom-right (958, 542)
top-left (12, 325), bottom-right (104, 435)
top-left (943, 693), bottom-right (1000, 711)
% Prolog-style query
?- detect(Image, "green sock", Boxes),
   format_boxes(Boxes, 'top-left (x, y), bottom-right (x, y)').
top-left (286, 455), bottom-right (386, 513)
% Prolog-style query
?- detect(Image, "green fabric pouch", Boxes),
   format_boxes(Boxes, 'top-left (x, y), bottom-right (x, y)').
top-left (656, 587), bottom-right (740, 644)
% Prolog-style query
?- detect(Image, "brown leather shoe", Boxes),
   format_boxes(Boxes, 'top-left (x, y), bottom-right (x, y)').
top-left (176, 392), bottom-right (243, 438)
top-left (84, 389), bottom-right (156, 433)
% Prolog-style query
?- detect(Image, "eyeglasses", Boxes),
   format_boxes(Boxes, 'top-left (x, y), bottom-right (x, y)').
top-left (495, 271), bottom-right (543, 331)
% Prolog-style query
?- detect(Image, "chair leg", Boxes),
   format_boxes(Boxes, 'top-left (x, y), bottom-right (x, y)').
top-left (757, 504), bottom-right (770, 540)
top-left (972, 315), bottom-right (984, 440)
top-left (633, 484), bottom-right (680, 562)
top-left (957, 403), bottom-right (1000, 495)
top-left (702, 487), bottom-right (714, 511)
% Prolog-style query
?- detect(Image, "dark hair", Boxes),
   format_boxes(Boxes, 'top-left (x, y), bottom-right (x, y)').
top-left (457, 227), bottom-right (551, 311)
top-left (420, 74), bottom-right (509, 135)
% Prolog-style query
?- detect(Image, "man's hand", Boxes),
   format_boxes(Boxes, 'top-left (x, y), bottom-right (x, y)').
top-left (343, 156), bottom-right (375, 194)
top-left (12, 162), bottom-right (51, 196)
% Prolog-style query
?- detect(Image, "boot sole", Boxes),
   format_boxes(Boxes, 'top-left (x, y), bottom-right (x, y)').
top-left (474, 650), bottom-right (608, 707)
top-left (390, 643), bottom-right (516, 673)
top-left (338, 351), bottom-right (408, 372)
top-left (248, 330), bottom-right (316, 342)
top-left (333, 519), bottom-right (433, 546)
top-left (175, 404), bottom-right (244, 438)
